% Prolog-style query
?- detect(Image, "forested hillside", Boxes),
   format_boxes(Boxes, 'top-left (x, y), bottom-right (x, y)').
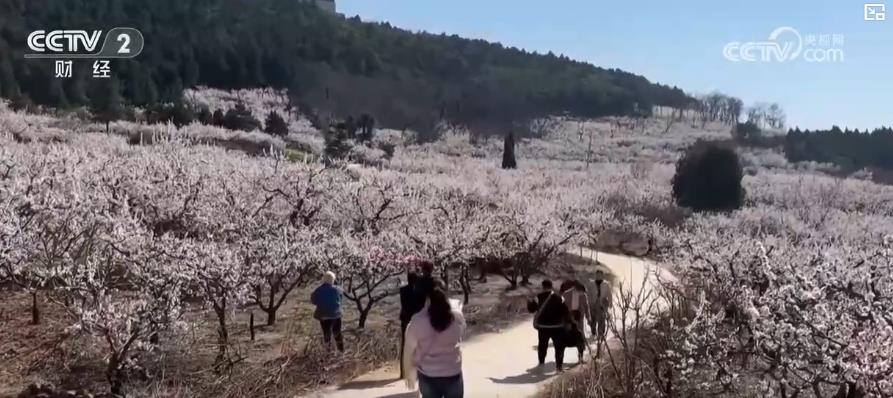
top-left (0, 0), bottom-right (693, 136)
top-left (785, 126), bottom-right (893, 171)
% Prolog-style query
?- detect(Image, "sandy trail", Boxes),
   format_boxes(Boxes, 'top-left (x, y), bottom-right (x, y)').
top-left (304, 248), bottom-right (667, 398)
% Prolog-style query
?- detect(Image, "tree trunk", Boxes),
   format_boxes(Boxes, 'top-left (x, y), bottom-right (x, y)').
top-left (586, 131), bottom-right (593, 169)
top-left (249, 312), bottom-right (256, 342)
top-left (520, 276), bottom-right (531, 286)
top-left (215, 300), bottom-right (228, 358)
top-left (519, 261), bottom-right (533, 286)
top-left (265, 308), bottom-right (276, 326)
top-left (105, 120), bottom-right (110, 134)
top-left (106, 355), bottom-right (122, 396)
top-left (31, 291), bottom-right (39, 325)
top-left (266, 285), bottom-right (278, 326)
top-left (460, 266), bottom-right (471, 305)
top-left (358, 306), bottom-right (370, 329)
top-left (149, 324), bottom-right (159, 345)
top-left (506, 270), bottom-right (519, 290)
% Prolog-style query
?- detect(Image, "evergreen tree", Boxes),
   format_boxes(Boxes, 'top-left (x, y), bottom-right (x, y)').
top-left (732, 121), bottom-right (761, 142)
top-left (357, 113), bottom-right (376, 142)
top-left (0, 56), bottom-right (17, 98)
top-left (170, 101), bottom-right (195, 128)
top-left (88, 78), bottom-right (124, 134)
top-left (324, 121), bottom-right (353, 161)
top-left (502, 133), bottom-right (517, 169)
top-left (9, 93), bottom-right (33, 113)
top-left (212, 109), bottom-right (226, 127)
top-left (264, 111), bottom-right (289, 136)
top-left (223, 102), bottom-right (261, 131)
top-left (197, 107), bottom-right (213, 125)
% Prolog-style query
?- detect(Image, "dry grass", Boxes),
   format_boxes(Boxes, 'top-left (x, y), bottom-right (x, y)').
top-left (0, 292), bottom-right (107, 396)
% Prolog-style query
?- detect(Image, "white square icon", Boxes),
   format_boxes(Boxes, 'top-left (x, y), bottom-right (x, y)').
top-left (865, 3), bottom-right (886, 21)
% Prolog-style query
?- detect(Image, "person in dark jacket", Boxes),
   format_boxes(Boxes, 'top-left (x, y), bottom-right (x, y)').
top-left (398, 261), bottom-right (436, 377)
top-left (527, 279), bottom-right (571, 372)
top-left (414, 260), bottom-right (436, 304)
top-left (311, 271), bottom-right (344, 352)
top-left (399, 271), bottom-right (421, 378)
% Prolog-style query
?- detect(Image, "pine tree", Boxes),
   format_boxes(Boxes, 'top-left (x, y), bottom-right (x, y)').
top-left (88, 78), bottom-right (124, 134)
top-left (264, 111), bottom-right (289, 136)
top-left (502, 133), bottom-right (517, 169)
top-left (212, 109), bottom-right (226, 127)
top-left (170, 101), bottom-right (195, 128)
top-left (197, 107), bottom-right (213, 125)
top-left (223, 102), bottom-right (261, 131)
top-left (0, 55), bottom-right (18, 98)
top-left (324, 121), bottom-right (353, 161)
top-left (9, 93), bottom-right (33, 112)
top-left (357, 113), bottom-right (376, 142)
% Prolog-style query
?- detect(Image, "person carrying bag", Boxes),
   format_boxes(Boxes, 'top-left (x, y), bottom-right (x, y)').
top-left (527, 279), bottom-right (571, 372)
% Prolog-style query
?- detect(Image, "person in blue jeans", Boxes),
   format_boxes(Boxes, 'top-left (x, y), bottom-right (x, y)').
top-left (404, 279), bottom-right (465, 398)
top-left (311, 271), bottom-right (344, 351)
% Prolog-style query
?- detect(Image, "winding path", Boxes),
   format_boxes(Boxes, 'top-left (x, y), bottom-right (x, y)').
top-left (304, 248), bottom-right (669, 398)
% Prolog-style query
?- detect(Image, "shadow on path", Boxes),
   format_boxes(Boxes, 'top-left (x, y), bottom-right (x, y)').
top-left (488, 364), bottom-right (559, 385)
top-left (376, 393), bottom-right (418, 398)
top-left (337, 378), bottom-right (401, 391)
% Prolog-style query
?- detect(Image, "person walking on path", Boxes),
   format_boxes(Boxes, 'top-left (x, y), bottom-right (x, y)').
top-left (403, 279), bottom-right (466, 398)
top-left (527, 279), bottom-right (571, 372)
top-left (414, 260), bottom-right (436, 302)
top-left (399, 271), bottom-right (421, 378)
top-left (311, 271), bottom-right (344, 352)
top-left (399, 260), bottom-right (436, 378)
top-left (561, 280), bottom-right (591, 363)
top-left (582, 270), bottom-right (613, 354)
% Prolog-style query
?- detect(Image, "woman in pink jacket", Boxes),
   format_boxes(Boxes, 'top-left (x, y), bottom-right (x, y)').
top-left (403, 279), bottom-right (466, 398)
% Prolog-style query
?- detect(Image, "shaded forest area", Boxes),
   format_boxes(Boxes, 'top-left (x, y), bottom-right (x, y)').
top-left (731, 120), bottom-right (893, 174)
top-left (785, 126), bottom-right (893, 172)
top-left (0, 0), bottom-right (694, 138)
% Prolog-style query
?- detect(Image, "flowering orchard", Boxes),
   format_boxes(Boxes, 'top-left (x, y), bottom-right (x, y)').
top-left (0, 129), bottom-right (598, 394)
top-left (2, 94), bottom-right (893, 397)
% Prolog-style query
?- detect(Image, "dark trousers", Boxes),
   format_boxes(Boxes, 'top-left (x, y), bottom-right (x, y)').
top-left (400, 319), bottom-right (410, 377)
top-left (570, 310), bottom-right (586, 359)
top-left (418, 372), bottom-right (463, 398)
top-left (319, 318), bottom-right (344, 351)
top-left (591, 311), bottom-right (608, 341)
top-left (537, 328), bottom-right (565, 370)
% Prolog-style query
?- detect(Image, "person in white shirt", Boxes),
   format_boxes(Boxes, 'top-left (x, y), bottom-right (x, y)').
top-left (403, 279), bottom-right (466, 398)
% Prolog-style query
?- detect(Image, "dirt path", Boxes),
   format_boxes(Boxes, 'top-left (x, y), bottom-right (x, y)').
top-left (304, 248), bottom-right (667, 398)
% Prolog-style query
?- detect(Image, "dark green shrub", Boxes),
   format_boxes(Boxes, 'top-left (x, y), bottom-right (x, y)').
top-left (672, 141), bottom-right (745, 212)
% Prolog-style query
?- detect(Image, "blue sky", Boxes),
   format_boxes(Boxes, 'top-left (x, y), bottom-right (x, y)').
top-left (338, 0), bottom-right (891, 130)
